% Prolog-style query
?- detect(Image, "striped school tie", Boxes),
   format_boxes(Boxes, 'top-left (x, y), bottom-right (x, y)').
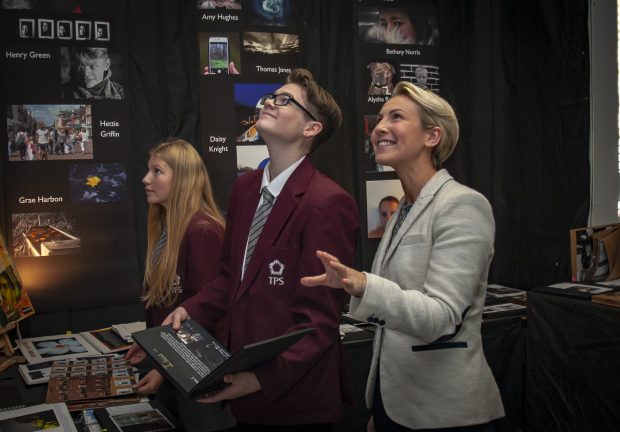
top-left (243, 187), bottom-right (275, 277)
top-left (151, 225), bottom-right (167, 265)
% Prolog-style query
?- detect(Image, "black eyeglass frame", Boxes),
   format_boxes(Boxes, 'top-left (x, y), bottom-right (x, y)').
top-left (259, 93), bottom-right (318, 122)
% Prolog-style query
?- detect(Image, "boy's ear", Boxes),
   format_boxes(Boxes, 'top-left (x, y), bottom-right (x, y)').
top-left (302, 121), bottom-right (322, 139)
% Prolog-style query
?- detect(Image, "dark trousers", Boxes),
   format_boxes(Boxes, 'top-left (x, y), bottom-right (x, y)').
top-left (236, 423), bottom-right (332, 432)
top-left (372, 376), bottom-right (496, 432)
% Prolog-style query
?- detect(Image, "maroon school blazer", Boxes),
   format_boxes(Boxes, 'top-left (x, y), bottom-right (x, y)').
top-left (182, 158), bottom-right (359, 425)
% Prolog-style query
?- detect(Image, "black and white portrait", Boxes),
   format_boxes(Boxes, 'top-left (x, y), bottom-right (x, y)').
top-left (75, 20), bottom-right (91, 40)
top-left (19, 18), bottom-right (34, 38)
top-left (38, 18), bottom-right (53, 38)
top-left (94, 21), bottom-right (110, 41)
top-left (61, 47), bottom-right (124, 100)
top-left (57, 20), bottom-right (72, 40)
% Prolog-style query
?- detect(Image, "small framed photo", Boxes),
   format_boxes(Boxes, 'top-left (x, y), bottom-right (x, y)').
top-left (19, 18), bottom-right (35, 38)
top-left (94, 21), bottom-right (110, 41)
top-left (75, 20), bottom-right (91, 40)
top-left (57, 20), bottom-right (72, 40)
top-left (38, 19), bottom-right (54, 38)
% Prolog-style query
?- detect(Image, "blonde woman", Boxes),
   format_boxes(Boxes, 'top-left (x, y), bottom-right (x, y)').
top-left (303, 82), bottom-right (504, 431)
top-left (126, 138), bottom-right (235, 431)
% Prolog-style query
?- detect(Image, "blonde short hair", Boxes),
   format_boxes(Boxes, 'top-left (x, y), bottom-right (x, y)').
top-left (392, 81), bottom-right (459, 169)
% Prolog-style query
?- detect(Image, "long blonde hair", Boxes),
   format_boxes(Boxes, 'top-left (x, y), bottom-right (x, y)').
top-left (142, 138), bottom-right (224, 308)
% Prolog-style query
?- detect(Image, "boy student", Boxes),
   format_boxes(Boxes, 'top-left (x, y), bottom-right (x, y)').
top-left (164, 69), bottom-right (359, 430)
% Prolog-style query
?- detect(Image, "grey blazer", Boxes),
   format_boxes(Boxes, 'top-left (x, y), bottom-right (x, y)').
top-left (350, 169), bottom-right (504, 429)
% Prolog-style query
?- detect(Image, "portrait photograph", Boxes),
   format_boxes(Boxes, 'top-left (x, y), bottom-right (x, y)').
top-left (7, 104), bottom-right (93, 161)
top-left (69, 162), bottom-right (128, 204)
top-left (18, 18), bottom-right (34, 38)
top-left (234, 83), bottom-right (280, 144)
top-left (57, 20), bottom-right (72, 40)
top-left (12, 212), bottom-right (81, 258)
top-left (94, 21), bottom-right (110, 41)
top-left (236, 145), bottom-right (269, 177)
top-left (366, 179), bottom-right (404, 239)
top-left (75, 20), bottom-right (91, 40)
top-left (358, 5), bottom-right (439, 45)
top-left (60, 47), bottom-right (125, 100)
top-left (38, 18), bottom-right (53, 39)
top-left (399, 63), bottom-right (441, 92)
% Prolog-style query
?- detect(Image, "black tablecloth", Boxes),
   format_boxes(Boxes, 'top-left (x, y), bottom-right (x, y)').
top-left (525, 289), bottom-right (620, 432)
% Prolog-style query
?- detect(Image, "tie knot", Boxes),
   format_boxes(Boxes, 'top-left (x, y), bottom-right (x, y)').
top-left (261, 187), bottom-right (274, 203)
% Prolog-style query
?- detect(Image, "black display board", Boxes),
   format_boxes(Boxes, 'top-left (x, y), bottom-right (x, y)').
top-left (0, 1), bottom-right (140, 313)
top-left (195, 0), bottom-right (302, 210)
top-left (353, 0), bottom-right (439, 267)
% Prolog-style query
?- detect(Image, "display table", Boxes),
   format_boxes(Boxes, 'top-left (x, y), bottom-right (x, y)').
top-left (525, 289), bottom-right (620, 432)
top-left (1, 320), bottom-right (525, 432)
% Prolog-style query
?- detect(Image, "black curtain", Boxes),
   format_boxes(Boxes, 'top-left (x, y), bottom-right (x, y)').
top-left (126, 0), bottom-right (589, 291)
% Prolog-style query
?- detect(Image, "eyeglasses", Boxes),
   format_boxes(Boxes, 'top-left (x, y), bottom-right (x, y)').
top-left (259, 93), bottom-right (318, 122)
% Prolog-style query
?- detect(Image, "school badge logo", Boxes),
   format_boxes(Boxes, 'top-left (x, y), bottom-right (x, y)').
top-left (268, 259), bottom-right (285, 285)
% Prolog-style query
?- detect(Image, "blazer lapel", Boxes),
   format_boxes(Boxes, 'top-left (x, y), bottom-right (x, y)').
top-left (234, 158), bottom-right (314, 302)
top-left (378, 170), bottom-right (454, 272)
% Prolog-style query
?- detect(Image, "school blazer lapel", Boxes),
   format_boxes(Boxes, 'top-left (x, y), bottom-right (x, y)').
top-left (376, 170), bottom-right (454, 273)
top-left (234, 158), bottom-right (314, 301)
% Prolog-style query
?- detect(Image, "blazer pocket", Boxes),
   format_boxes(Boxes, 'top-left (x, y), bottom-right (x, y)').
top-left (400, 233), bottom-right (426, 245)
top-left (411, 342), bottom-right (468, 352)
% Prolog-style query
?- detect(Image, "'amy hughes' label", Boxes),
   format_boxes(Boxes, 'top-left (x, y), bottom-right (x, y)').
top-left (201, 13), bottom-right (239, 22)
top-left (19, 196), bottom-right (63, 204)
top-left (5, 50), bottom-right (51, 60)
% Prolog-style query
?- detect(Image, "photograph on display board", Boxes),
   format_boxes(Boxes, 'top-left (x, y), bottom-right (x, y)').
top-left (0, 232), bottom-right (34, 329)
top-left (60, 47), bottom-right (125, 100)
top-left (12, 212), bottom-right (81, 258)
top-left (399, 63), bottom-right (440, 92)
top-left (366, 61), bottom-right (397, 95)
top-left (234, 83), bottom-right (280, 144)
top-left (18, 18), bottom-right (34, 38)
top-left (69, 163), bottom-right (127, 204)
top-left (366, 179), bottom-right (404, 239)
top-left (363, 114), bottom-right (394, 173)
top-left (94, 21), bottom-right (110, 41)
top-left (57, 20), bottom-right (72, 40)
top-left (197, 0), bottom-right (241, 9)
top-left (75, 20), bottom-right (91, 40)
top-left (247, 0), bottom-right (298, 27)
top-left (7, 104), bottom-right (93, 161)
top-left (358, 4), bottom-right (439, 45)
top-left (236, 145), bottom-right (269, 177)
top-left (38, 18), bottom-right (54, 39)
top-left (243, 32), bottom-right (299, 56)
top-left (199, 32), bottom-right (241, 75)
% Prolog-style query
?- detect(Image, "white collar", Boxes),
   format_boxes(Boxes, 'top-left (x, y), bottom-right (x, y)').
top-left (260, 156), bottom-right (306, 199)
